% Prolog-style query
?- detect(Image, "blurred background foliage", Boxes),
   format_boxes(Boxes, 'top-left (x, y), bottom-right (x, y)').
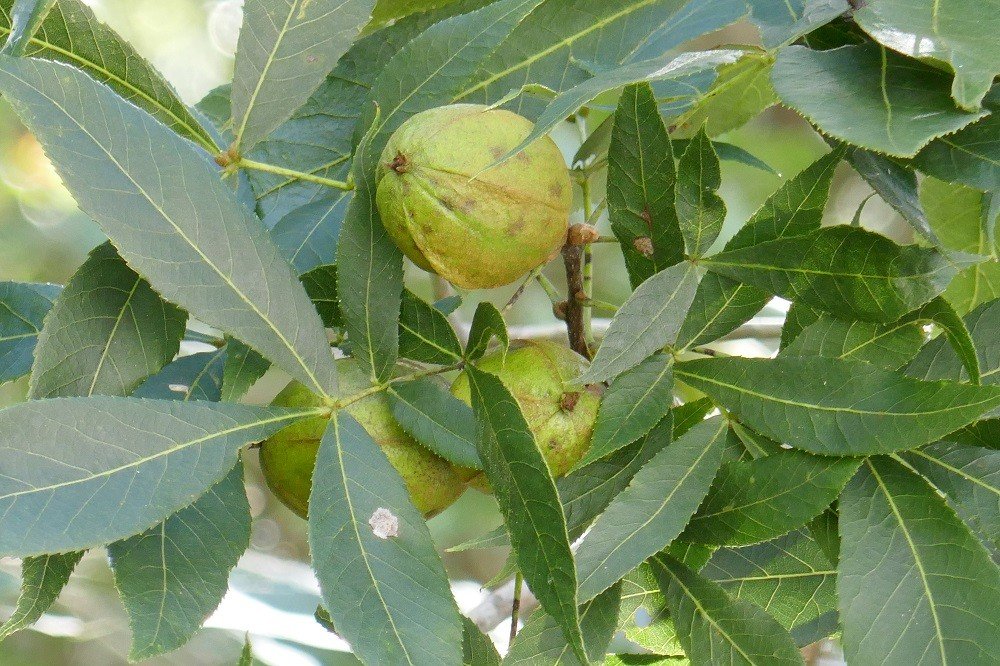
top-left (0, 1), bottom-right (899, 663)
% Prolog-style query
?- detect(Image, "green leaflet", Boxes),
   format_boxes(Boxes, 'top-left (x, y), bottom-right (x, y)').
top-left (617, 560), bottom-right (686, 657)
top-left (675, 356), bottom-right (1000, 455)
top-left (906, 297), bottom-right (1000, 386)
top-left (336, 109), bottom-right (404, 382)
top-left (110, 464), bottom-right (249, 660)
top-left (462, 616), bottom-right (501, 666)
top-left (781, 313), bottom-right (925, 369)
top-left (578, 262), bottom-right (699, 384)
top-left (907, 296), bottom-right (981, 384)
top-left (903, 442), bottom-right (1000, 549)
top-left (654, 555), bottom-right (805, 666)
top-left (839, 457), bottom-right (1000, 664)
top-left (576, 353), bottom-right (673, 470)
top-left (504, 49), bottom-right (742, 161)
top-left (669, 50), bottom-right (776, 139)
top-left (371, 0), bottom-right (466, 25)
top-left (231, 0), bottom-right (376, 152)
top-left (845, 145), bottom-right (937, 243)
top-left (854, 0), bottom-right (1000, 110)
top-left (609, 82), bottom-right (683, 288)
top-left (703, 225), bottom-right (957, 322)
top-left (682, 450), bottom-right (860, 546)
top-left (308, 413), bottom-right (463, 666)
top-left (702, 529), bottom-right (838, 632)
top-left (272, 196), bottom-right (350, 274)
top-left (388, 379), bottom-right (481, 469)
top-left (398, 289), bottom-right (463, 365)
top-left (0, 55), bottom-right (339, 399)
top-left (0, 551), bottom-right (84, 642)
top-left (451, 412), bottom-right (675, 551)
top-left (465, 366), bottom-right (586, 662)
top-left (920, 178), bottom-right (1000, 315)
top-left (108, 350), bottom-right (249, 661)
top-left (733, 147), bottom-right (846, 252)
top-left (465, 301), bottom-right (508, 360)
top-left (506, 583), bottom-right (622, 665)
top-left (221, 339), bottom-right (271, 402)
top-left (0, 398), bottom-right (314, 557)
top-left (561, 414), bottom-right (674, 542)
top-left (772, 44), bottom-right (987, 157)
top-left (0, 0), bottom-right (215, 150)
top-left (778, 301), bottom-right (821, 350)
top-left (0, 281), bottom-right (60, 385)
top-left (300, 264), bottom-right (341, 328)
top-left (914, 86), bottom-right (1000, 193)
top-left (29, 243), bottom-right (187, 400)
top-left (367, 0), bottom-right (544, 146)
top-left (675, 275), bottom-right (769, 351)
top-left (455, 0), bottom-right (741, 114)
top-left (575, 416), bottom-right (728, 602)
top-left (675, 127), bottom-right (725, 257)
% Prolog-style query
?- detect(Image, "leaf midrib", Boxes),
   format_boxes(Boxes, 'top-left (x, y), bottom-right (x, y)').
top-left (866, 460), bottom-right (948, 664)
top-left (655, 555), bottom-right (758, 663)
top-left (331, 416), bottom-right (417, 666)
top-left (454, 0), bottom-right (660, 100)
top-left (579, 419), bottom-right (726, 596)
top-left (234, 0), bottom-right (303, 149)
top-left (674, 366), bottom-right (1000, 418)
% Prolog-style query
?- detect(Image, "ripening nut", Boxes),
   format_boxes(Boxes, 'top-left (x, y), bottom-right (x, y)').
top-left (259, 359), bottom-right (465, 519)
top-left (375, 104), bottom-right (572, 289)
top-left (451, 340), bottom-right (600, 480)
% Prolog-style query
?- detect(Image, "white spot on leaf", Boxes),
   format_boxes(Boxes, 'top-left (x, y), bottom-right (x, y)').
top-left (369, 508), bottom-right (399, 539)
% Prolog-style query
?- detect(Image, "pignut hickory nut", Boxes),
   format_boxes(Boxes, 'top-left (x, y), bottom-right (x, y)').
top-left (375, 104), bottom-right (572, 289)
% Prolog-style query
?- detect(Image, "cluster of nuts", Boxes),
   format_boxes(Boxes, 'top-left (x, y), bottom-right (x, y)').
top-left (261, 105), bottom-right (601, 516)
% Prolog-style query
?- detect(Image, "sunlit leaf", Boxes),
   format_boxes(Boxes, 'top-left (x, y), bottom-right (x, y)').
top-left (854, 0), bottom-right (1000, 109)
top-left (773, 44), bottom-right (987, 157)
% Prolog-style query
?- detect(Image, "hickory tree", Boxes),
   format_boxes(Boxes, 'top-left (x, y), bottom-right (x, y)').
top-left (1, 0), bottom-right (999, 663)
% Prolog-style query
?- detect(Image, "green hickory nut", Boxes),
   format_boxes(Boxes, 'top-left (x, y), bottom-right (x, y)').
top-left (376, 104), bottom-right (572, 290)
top-left (259, 359), bottom-right (466, 518)
top-left (451, 340), bottom-right (601, 484)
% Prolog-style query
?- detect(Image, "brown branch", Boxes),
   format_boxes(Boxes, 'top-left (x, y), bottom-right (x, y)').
top-left (561, 245), bottom-right (591, 358)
